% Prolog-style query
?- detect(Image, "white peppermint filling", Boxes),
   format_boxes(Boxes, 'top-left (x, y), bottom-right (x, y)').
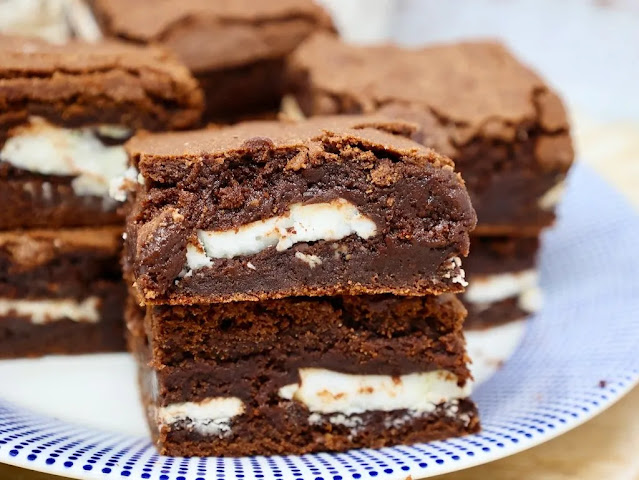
top-left (278, 368), bottom-right (471, 416)
top-left (465, 319), bottom-right (528, 386)
top-left (295, 251), bottom-right (322, 268)
top-left (307, 399), bottom-right (471, 432)
top-left (446, 256), bottom-right (467, 287)
top-left (108, 166), bottom-right (144, 202)
top-left (157, 397), bottom-right (245, 436)
top-left (464, 269), bottom-right (542, 312)
top-left (0, 297), bottom-right (100, 324)
top-left (538, 181), bottom-right (566, 210)
top-left (186, 199), bottom-right (377, 269)
top-left (0, 117), bottom-right (130, 199)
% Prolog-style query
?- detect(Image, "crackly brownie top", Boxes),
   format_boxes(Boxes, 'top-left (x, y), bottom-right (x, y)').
top-left (91, 0), bottom-right (334, 72)
top-left (0, 35), bottom-right (203, 132)
top-left (289, 33), bottom-right (571, 147)
top-left (127, 115), bottom-right (455, 175)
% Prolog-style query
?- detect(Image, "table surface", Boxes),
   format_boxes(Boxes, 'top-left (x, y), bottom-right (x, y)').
top-left (0, 115), bottom-right (638, 480)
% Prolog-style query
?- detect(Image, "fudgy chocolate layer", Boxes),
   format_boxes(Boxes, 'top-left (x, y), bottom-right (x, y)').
top-left (0, 159), bottom-right (123, 230)
top-left (196, 59), bottom-right (286, 121)
top-left (376, 104), bottom-right (569, 235)
top-left (286, 35), bottom-right (574, 234)
top-left (0, 281), bottom-right (125, 358)
top-left (166, 239), bottom-right (463, 305)
top-left (0, 227), bottom-right (122, 299)
top-left (465, 236), bottom-right (539, 277)
top-left (125, 117), bottom-right (476, 303)
top-left (128, 294), bottom-right (470, 404)
top-left (464, 297), bottom-right (528, 330)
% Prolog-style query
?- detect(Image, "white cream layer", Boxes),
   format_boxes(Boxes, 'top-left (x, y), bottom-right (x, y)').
top-left (0, 117), bottom-right (130, 199)
top-left (464, 269), bottom-right (542, 313)
top-left (157, 397), bottom-right (245, 436)
top-left (108, 166), bottom-right (144, 202)
top-left (186, 199), bottom-right (377, 269)
top-left (538, 181), bottom-right (566, 210)
top-left (278, 368), bottom-right (471, 416)
top-left (0, 297), bottom-right (100, 324)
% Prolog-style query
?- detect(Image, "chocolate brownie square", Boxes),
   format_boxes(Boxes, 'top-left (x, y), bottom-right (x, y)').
top-left (89, 0), bottom-right (334, 121)
top-left (0, 35), bottom-right (203, 229)
top-left (123, 116), bottom-right (477, 304)
top-left (286, 34), bottom-right (574, 235)
top-left (0, 227), bottom-right (125, 357)
top-left (127, 293), bottom-right (479, 456)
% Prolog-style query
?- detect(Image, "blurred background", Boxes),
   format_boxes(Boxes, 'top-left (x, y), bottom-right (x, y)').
top-left (322, 0), bottom-right (639, 121)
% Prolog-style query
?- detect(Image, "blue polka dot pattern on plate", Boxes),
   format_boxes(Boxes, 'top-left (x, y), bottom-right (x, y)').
top-left (0, 164), bottom-right (638, 480)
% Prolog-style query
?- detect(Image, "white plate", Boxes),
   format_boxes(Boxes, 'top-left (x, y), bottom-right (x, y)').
top-left (0, 163), bottom-right (638, 479)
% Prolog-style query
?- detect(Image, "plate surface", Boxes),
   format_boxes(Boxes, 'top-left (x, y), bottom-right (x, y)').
top-left (1, 163), bottom-right (638, 480)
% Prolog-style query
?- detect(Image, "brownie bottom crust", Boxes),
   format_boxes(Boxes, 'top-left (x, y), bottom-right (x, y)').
top-left (146, 382), bottom-right (479, 457)
top-left (128, 293), bottom-right (479, 456)
top-left (134, 342), bottom-right (479, 457)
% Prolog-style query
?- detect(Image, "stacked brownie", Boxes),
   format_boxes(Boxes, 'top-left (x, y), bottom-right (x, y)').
top-left (122, 116), bottom-right (480, 455)
top-left (286, 33), bottom-right (575, 329)
top-left (89, 0), bottom-right (334, 121)
top-left (0, 35), bottom-right (202, 357)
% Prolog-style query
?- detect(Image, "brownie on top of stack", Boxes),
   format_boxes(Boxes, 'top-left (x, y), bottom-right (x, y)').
top-left (286, 33), bottom-right (575, 330)
top-left (122, 116), bottom-right (480, 455)
top-left (0, 35), bottom-right (202, 357)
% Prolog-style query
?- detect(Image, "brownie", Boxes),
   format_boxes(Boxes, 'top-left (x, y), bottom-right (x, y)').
top-left (126, 293), bottom-right (479, 456)
top-left (463, 236), bottom-right (541, 329)
top-left (0, 227), bottom-right (126, 357)
top-left (123, 116), bottom-right (477, 304)
top-left (89, 0), bottom-right (334, 120)
top-left (0, 35), bottom-right (203, 229)
top-left (286, 34), bottom-right (574, 235)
